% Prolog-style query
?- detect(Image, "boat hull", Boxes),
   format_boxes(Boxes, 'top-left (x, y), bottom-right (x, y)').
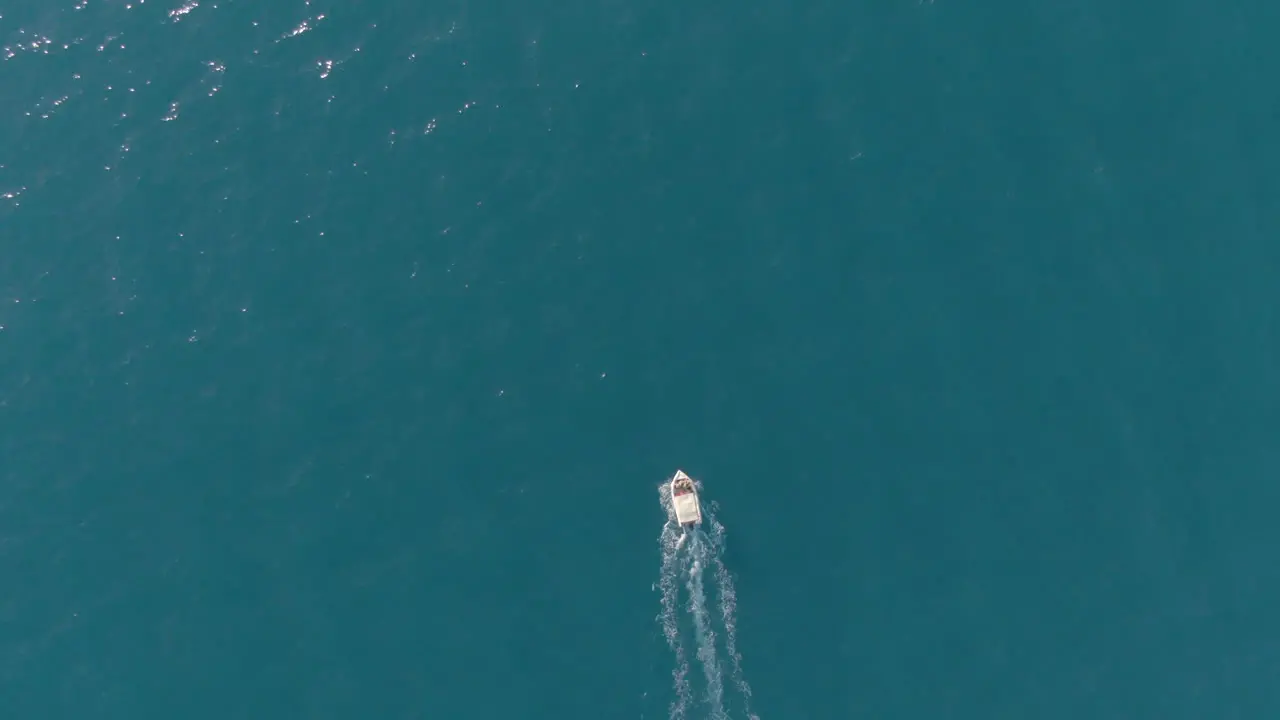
top-left (670, 471), bottom-right (702, 527)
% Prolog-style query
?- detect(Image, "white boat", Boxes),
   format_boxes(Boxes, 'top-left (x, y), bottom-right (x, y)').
top-left (669, 470), bottom-right (702, 528)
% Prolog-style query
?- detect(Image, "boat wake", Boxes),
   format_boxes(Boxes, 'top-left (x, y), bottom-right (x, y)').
top-left (657, 478), bottom-right (758, 720)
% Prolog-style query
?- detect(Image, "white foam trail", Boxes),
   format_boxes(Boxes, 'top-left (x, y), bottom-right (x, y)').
top-left (658, 522), bottom-right (692, 720)
top-left (686, 530), bottom-right (726, 719)
top-left (708, 511), bottom-right (758, 720)
top-left (656, 477), bottom-right (758, 720)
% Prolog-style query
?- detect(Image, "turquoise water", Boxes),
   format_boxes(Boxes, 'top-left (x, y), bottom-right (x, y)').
top-left (3, 1), bottom-right (1280, 717)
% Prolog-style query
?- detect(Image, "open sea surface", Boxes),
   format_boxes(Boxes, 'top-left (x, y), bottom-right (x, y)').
top-left (3, 1), bottom-right (1280, 718)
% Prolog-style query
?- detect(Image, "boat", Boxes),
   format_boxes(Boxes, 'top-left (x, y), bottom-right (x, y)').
top-left (669, 470), bottom-right (702, 528)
